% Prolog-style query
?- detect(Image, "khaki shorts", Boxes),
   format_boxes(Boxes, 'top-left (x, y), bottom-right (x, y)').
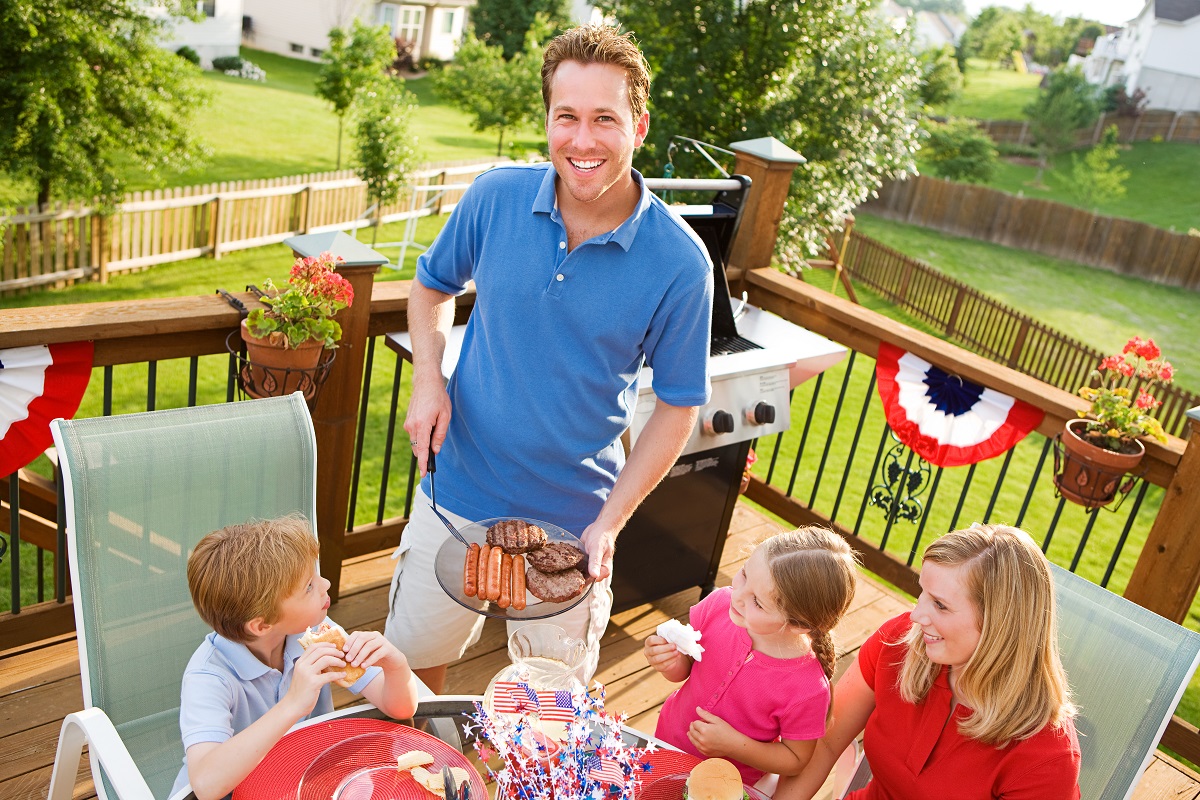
top-left (384, 488), bottom-right (613, 679)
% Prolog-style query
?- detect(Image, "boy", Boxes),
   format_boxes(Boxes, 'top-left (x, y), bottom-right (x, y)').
top-left (172, 517), bottom-right (419, 800)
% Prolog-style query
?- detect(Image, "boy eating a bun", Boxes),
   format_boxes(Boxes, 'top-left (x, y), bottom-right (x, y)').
top-left (172, 517), bottom-right (420, 800)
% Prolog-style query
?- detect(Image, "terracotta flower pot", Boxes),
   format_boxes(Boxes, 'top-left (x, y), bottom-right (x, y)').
top-left (1055, 419), bottom-right (1145, 508)
top-left (239, 319), bottom-right (326, 400)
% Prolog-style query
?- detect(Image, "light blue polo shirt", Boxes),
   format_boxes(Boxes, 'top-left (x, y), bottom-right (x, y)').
top-left (172, 621), bottom-right (379, 796)
top-left (416, 162), bottom-right (713, 534)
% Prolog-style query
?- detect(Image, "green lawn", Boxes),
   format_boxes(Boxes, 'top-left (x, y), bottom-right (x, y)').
top-left (0, 47), bottom-right (545, 207)
top-left (934, 58), bottom-right (1042, 120)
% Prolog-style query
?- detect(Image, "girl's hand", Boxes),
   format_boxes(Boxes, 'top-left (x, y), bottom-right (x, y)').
top-left (687, 707), bottom-right (746, 758)
top-left (644, 634), bottom-right (690, 675)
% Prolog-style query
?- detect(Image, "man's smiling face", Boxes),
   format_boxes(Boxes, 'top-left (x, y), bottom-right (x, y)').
top-left (545, 60), bottom-right (649, 206)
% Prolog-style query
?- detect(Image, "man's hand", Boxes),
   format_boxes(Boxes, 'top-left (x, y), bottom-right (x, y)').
top-left (578, 520), bottom-right (618, 581)
top-left (403, 376), bottom-right (452, 477)
top-left (687, 707), bottom-right (747, 758)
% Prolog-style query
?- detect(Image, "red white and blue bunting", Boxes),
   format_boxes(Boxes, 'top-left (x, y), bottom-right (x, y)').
top-left (0, 341), bottom-right (94, 477)
top-left (875, 342), bottom-right (1043, 468)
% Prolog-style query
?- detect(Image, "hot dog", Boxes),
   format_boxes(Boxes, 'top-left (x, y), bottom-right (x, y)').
top-left (511, 554), bottom-right (527, 611)
top-left (498, 553), bottom-right (513, 608)
top-left (486, 543), bottom-right (503, 601)
top-left (298, 621), bottom-right (366, 688)
top-left (464, 543), bottom-right (481, 597)
top-left (478, 544), bottom-right (491, 600)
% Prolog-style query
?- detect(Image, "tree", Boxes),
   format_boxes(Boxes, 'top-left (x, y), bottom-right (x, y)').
top-left (920, 118), bottom-right (998, 183)
top-left (472, 0), bottom-right (572, 59)
top-left (1025, 66), bottom-right (1101, 185)
top-left (316, 19), bottom-right (397, 170)
top-left (918, 45), bottom-right (964, 109)
top-left (354, 78), bottom-right (420, 246)
top-left (601, 0), bottom-right (921, 264)
top-left (1069, 124), bottom-right (1129, 209)
top-left (433, 22), bottom-right (546, 156)
top-left (0, 0), bottom-right (208, 207)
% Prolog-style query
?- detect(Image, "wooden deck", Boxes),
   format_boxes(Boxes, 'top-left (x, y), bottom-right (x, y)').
top-left (4, 502), bottom-right (1200, 799)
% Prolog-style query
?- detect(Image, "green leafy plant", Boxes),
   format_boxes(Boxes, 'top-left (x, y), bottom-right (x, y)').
top-left (1076, 336), bottom-right (1175, 452)
top-left (246, 253), bottom-right (355, 348)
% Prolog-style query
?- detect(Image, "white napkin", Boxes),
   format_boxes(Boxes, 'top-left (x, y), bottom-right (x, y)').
top-left (656, 619), bottom-right (704, 661)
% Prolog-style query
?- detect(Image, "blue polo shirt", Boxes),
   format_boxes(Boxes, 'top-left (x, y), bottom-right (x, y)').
top-left (416, 162), bottom-right (713, 534)
top-left (172, 623), bottom-right (379, 796)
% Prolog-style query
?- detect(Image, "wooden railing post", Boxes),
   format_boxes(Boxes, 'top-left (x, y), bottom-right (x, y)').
top-left (286, 232), bottom-right (387, 601)
top-left (727, 137), bottom-right (806, 271)
top-left (1124, 407), bottom-right (1200, 622)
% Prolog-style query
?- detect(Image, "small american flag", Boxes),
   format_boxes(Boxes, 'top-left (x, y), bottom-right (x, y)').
top-left (532, 689), bottom-right (577, 723)
top-left (585, 754), bottom-right (625, 787)
top-left (490, 681), bottom-right (539, 714)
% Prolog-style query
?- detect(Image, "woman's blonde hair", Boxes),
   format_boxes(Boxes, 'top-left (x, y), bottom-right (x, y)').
top-left (541, 24), bottom-right (651, 122)
top-left (762, 527), bottom-right (859, 723)
top-left (187, 515), bottom-right (319, 642)
top-left (898, 524), bottom-right (1076, 745)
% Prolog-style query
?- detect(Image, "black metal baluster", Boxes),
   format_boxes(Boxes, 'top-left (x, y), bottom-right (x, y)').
top-left (36, 546), bottom-right (45, 603)
top-left (188, 356), bottom-right (199, 407)
top-left (348, 337), bottom-right (376, 529)
top-left (1042, 497), bottom-right (1067, 553)
top-left (831, 371), bottom-right (878, 523)
top-left (763, 388), bottom-right (793, 484)
top-left (808, 352), bottom-right (857, 508)
top-left (854, 425), bottom-right (893, 539)
top-left (227, 351), bottom-right (237, 402)
top-left (1015, 438), bottom-right (1053, 528)
top-left (104, 366), bottom-right (114, 416)
top-left (983, 449), bottom-right (1015, 522)
top-left (9, 476), bottom-right (19, 614)
top-left (1101, 482), bottom-right (1150, 588)
top-left (147, 361), bottom-right (157, 411)
top-left (378, 353), bottom-right (404, 525)
top-left (879, 449), bottom-right (917, 551)
top-left (946, 463), bottom-right (978, 531)
top-left (786, 375), bottom-right (824, 497)
top-left (1069, 509), bottom-right (1101, 572)
top-left (908, 467), bottom-right (945, 565)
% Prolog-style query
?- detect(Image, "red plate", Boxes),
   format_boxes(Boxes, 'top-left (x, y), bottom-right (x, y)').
top-left (233, 718), bottom-right (485, 800)
top-left (636, 750), bottom-right (768, 800)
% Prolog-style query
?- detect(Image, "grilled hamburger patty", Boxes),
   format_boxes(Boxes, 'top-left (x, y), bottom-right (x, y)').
top-left (525, 567), bottom-right (587, 603)
top-left (486, 519), bottom-right (548, 554)
top-left (526, 541), bottom-right (586, 573)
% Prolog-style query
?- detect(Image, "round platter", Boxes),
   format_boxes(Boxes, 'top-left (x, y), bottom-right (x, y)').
top-left (634, 751), bottom-right (770, 800)
top-left (434, 516), bottom-right (594, 621)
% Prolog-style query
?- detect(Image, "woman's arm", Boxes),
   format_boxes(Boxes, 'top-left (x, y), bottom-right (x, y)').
top-left (775, 655), bottom-right (878, 800)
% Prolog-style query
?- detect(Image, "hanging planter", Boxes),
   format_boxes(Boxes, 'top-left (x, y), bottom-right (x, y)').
top-left (1054, 419), bottom-right (1144, 509)
top-left (232, 322), bottom-right (335, 402)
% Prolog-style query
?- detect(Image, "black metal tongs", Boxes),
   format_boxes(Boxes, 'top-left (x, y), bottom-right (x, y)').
top-left (427, 437), bottom-right (470, 547)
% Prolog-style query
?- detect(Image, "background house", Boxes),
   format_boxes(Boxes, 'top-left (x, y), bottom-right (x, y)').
top-left (241, 0), bottom-right (470, 63)
top-left (153, 0), bottom-right (244, 66)
top-left (878, 0), bottom-right (967, 51)
top-left (1083, 0), bottom-right (1200, 111)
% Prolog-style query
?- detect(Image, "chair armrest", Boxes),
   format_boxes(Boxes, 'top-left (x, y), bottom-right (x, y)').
top-left (49, 708), bottom-right (155, 800)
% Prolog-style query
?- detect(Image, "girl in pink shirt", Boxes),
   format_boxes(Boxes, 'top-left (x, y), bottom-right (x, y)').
top-left (644, 528), bottom-right (859, 789)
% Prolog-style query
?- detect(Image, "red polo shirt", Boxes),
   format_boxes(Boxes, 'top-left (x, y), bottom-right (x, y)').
top-left (848, 613), bottom-right (1080, 800)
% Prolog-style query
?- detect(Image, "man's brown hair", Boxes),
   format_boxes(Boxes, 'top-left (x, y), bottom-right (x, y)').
top-left (541, 24), bottom-right (651, 121)
top-left (187, 515), bottom-right (319, 642)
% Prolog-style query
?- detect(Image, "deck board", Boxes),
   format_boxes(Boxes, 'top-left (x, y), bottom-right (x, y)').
top-left (3, 502), bottom-right (1195, 799)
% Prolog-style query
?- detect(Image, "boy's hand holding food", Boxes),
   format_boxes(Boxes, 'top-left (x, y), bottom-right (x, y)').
top-left (299, 621), bottom-right (367, 687)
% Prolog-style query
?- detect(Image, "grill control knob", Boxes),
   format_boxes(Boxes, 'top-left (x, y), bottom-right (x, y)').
top-left (746, 402), bottom-right (776, 425)
top-left (704, 410), bottom-right (735, 435)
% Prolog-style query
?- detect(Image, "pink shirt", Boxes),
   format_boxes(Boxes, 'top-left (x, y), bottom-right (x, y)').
top-left (654, 587), bottom-right (830, 784)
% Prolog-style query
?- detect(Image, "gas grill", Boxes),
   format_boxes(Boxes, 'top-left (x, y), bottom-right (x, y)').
top-left (610, 177), bottom-right (846, 611)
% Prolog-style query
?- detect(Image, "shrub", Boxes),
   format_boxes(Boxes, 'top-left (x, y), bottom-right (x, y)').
top-left (921, 118), bottom-right (999, 184)
top-left (229, 60), bottom-right (266, 82)
top-left (393, 38), bottom-right (416, 73)
top-left (1102, 85), bottom-right (1148, 117)
top-left (418, 56), bottom-right (445, 72)
top-left (176, 46), bottom-right (201, 65)
top-left (211, 55), bottom-right (244, 72)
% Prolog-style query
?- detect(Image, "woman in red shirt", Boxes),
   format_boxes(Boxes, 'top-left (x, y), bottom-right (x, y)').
top-left (777, 524), bottom-right (1080, 800)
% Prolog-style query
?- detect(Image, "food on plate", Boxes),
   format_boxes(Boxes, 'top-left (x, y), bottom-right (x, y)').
top-left (498, 553), bottom-right (513, 608)
top-left (486, 544), bottom-right (504, 601)
top-left (486, 519), bottom-right (548, 554)
top-left (395, 750), bottom-right (436, 771)
top-left (464, 543), bottom-right (481, 597)
top-left (511, 554), bottom-right (527, 611)
top-left (297, 621), bottom-right (366, 688)
top-left (411, 765), bottom-right (472, 798)
top-left (525, 566), bottom-right (587, 603)
top-left (685, 758), bottom-right (744, 800)
top-left (477, 544), bottom-right (492, 600)
top-left (526, 541), bottom-right (586, 573)
top-left (657, 618), bottom-right (705, 661)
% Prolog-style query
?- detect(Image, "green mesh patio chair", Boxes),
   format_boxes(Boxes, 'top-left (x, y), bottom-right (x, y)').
top-left (837, 564), bottom-right (1200, 800)
top-left (47, 394), bottom-right (320, 800)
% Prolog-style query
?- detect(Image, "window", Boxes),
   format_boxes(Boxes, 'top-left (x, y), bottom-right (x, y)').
top-left (290, 43), bottom-right (304, 54)
top-left (310, 47), bottom-right (324, 58)
top-left (199, 0), bottom-right (216, 17)
top-left (397, 6), bottom-right (424, 45)
top-left (377, 4), bottom-right (398, 36)
top-left (440, 9), bottom-right (456, 35)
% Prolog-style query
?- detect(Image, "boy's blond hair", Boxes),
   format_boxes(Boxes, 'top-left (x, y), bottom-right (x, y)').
top-left (187, 515), bottom-right (319, 643)
top-left (541, 24), bottom-right (651, 122)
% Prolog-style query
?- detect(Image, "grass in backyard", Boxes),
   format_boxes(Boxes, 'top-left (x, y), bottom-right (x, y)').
top-left (853, 212), bottom-right (1200, 388)
top-left (933, 58), bottom-right (1042, 120)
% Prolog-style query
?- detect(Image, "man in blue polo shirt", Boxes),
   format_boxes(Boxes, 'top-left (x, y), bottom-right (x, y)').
top-left (384, 24), bottom-right (713, 692)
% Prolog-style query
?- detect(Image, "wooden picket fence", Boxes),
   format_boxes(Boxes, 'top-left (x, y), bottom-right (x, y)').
top-left (840, 230), bottom-right (1200, 438)
top-left (974, 109), bottom-right (1200, 148)
top-left (0, 157), bottom-right (510, 295)
top-left (862, 174), bottom-right (1200, 290)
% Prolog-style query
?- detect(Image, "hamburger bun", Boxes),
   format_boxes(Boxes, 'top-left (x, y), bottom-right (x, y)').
top-left (298, 621), bottom-right (367, 688)
top-left (685, 758), bottom-right (743, 800)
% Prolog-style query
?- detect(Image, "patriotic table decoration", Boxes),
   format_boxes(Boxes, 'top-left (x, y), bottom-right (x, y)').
top-left (0, 341), bottom-right (93, 477)
top-left (466, 682), bottom-right (654, 800)
top-left (875, 342), bottom-right (1043, 468)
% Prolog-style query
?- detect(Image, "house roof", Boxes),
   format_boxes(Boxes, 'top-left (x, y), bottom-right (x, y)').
top-left (1156, 0), bottom-right (1200, 22)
